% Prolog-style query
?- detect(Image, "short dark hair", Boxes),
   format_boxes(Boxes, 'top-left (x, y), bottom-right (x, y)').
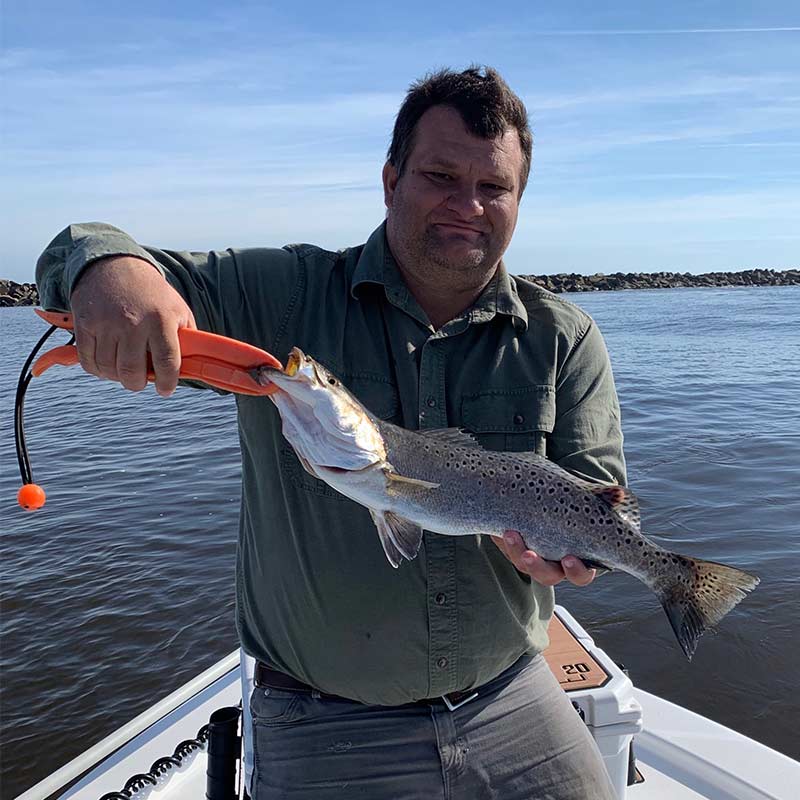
top-left (387, 66), bottom-right (533, 194)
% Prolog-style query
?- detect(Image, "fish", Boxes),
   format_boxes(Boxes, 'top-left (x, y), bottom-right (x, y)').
top-left (257, 347), bottom-right (760, 660)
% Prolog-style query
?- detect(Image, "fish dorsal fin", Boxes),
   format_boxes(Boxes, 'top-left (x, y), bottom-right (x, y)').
top-left (423, 428), bottom-right (483, 449)
top-left (590, 485), bottom-right (641, 532)
top-left (368, 509), bottom-right (423, 567)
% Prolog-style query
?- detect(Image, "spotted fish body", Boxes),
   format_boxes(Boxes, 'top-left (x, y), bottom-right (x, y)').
top-left (259, 348), bottom-right (760, 660)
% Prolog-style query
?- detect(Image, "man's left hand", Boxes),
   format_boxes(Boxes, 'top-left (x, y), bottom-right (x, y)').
top-left (491, 530), bottom-right (596, 587)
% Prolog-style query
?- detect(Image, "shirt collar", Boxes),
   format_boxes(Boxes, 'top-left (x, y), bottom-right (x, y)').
top-left (352, 222), bottom-right (528, 332)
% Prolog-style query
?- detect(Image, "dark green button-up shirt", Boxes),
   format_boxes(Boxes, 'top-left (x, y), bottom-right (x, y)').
top-left (37, 221), bottom-right (626, 705)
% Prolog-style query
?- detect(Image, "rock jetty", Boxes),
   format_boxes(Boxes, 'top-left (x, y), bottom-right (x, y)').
top-left (521, 268), bottom-right (799, 293)
top-left (1, 280), bottom-right (40, 307)
top-left (2, 269), bottom-right (799, 307)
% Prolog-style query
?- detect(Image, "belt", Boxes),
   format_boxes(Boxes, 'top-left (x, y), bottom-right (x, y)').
top-left (254, 661), bottom-right (479, 712)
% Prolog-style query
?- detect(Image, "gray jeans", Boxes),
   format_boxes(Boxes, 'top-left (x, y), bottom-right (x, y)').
top-left (248, 653), bottom-right (616, 799)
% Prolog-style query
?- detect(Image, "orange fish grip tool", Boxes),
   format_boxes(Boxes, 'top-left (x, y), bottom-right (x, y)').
top-left (15, 309), bottom-right (284, 510)
top-left (30, 309), bottom-right (284, 394)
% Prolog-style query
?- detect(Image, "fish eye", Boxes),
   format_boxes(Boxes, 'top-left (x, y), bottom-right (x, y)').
top-left (327, 377), bottom-right (337, 385)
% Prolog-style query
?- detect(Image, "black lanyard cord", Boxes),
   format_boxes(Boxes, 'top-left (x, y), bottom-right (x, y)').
top-left (14, 324), bottom-right (71, 485)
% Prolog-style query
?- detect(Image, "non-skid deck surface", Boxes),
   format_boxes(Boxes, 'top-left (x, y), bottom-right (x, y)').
top-left (544, 613), bottom-right (611, 691)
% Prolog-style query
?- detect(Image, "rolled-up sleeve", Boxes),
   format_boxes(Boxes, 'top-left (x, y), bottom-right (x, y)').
top-left (34, 222), bottom-right (304, 351)
top-left (35, 222), bottom-right (164, 311)
top-left (550, 320), bottom-right (627, 486)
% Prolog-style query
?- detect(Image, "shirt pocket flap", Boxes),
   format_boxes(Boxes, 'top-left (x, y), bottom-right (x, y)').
top-left (344, 375), bottom-right (400, 422)
top-left (462, 385), bottom-right (555, 434)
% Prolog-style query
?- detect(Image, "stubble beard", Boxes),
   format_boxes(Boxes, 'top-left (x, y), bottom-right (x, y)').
top-left (404, 226), bottom-right (498, 282)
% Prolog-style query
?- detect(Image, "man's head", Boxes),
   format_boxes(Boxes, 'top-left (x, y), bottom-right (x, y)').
top-left (383, 66), bottom-right (532, 284)
top-left (388, 66), bottom-right (532, 195)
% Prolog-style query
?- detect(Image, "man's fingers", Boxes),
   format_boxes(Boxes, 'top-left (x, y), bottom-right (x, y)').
top-left (561, 557), bottom-right (597, 587)
top-left (94, 336), bottom-right (119, 381)
top-left (74, 329), bottom-right (99, 376)
top-left (149, 325), bottom-right (182, 397)
top-left (492, 532), bottom-right (596, 588)
top-left (521, 552), bottom-right (567, 586)
top-left (116, 335), bottom-right (149, 392)
top-left (492, 531), bottom-right (565, 586)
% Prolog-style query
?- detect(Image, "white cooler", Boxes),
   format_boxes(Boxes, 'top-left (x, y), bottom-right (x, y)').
top-left (545, 606), bottom-right (644, 799)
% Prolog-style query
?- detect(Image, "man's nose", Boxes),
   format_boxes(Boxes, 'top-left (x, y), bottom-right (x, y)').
top-left (446, 184), bottom-right (484, 218)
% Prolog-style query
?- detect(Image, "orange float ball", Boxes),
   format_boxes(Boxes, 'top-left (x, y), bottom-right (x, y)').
top-left (18, 483), bottom-right (46, 511)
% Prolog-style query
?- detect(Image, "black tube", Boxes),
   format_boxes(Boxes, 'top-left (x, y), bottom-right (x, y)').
top-left (14, 324), bottom-right (65, 486)
top-left (206, 706), bottom-right (242, 800)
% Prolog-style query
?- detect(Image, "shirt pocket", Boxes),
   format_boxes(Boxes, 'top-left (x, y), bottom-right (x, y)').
top-left (281, 375), bottom-right (400, 499)
top-left (461, 385), bottom-right (555, 455)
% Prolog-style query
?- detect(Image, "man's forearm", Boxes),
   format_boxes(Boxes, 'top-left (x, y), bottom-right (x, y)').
top-left (36, 222), bottom-right (164, 311)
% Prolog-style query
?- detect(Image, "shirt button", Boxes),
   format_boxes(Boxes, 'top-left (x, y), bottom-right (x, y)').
top-left (435, 592), bottom-right (446, 605)
top-left (427, 397), bottom-right (437, 408)
top-left (513, 413), bottom-right (525, 425)
top-left (437, 657), bottom-right (448, 669)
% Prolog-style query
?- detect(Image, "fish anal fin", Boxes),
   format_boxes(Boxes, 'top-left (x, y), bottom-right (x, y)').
top-left (579, 558), bottom-right (613, 577)
top-left (591, 485), bottom-right (642, 532)
top-left (542, 556), bottom-right (613, 577)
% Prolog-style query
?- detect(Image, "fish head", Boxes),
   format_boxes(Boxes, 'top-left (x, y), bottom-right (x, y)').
top-left (257, 348), bottom-right (386, 471)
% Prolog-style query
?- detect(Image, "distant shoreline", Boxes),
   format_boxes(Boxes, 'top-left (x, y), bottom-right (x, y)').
top-left (3, 268), bottom-right (799, 307)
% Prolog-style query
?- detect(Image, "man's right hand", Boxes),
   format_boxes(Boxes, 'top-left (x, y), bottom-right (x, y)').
top-left (70, 256), bottom-right (196, 397)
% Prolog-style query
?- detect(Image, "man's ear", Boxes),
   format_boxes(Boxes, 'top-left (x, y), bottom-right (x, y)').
top-left (382, 161), bottom-right (399, 210)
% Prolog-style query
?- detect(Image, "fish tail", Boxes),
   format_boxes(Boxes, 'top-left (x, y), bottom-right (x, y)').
top-left (655, 556), bottom-right (760, 660)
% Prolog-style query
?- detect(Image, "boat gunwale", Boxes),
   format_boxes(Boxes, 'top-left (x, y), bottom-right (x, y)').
top-left (16, 651), bottom-right (240, 800)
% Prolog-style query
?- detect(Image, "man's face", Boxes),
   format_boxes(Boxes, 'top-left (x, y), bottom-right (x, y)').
top-left (383, 105), bottom-right (524, 280)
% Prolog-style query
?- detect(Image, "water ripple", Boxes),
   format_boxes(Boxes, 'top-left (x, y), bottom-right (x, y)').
top-left (2, 287), bottom-right (799, 794)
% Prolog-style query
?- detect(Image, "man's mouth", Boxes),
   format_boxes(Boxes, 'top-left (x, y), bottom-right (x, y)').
top-left (433, 223), bottom-right (485, 239)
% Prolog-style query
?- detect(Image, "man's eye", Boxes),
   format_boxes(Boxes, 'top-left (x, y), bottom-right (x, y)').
top-left (427, 172), bottom-right (453, 181)
top-left (484, 183), bottom-right (509, 193)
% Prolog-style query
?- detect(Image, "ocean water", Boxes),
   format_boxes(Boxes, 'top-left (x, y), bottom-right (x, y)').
top-left (1, 286), bottom-right (799, 796)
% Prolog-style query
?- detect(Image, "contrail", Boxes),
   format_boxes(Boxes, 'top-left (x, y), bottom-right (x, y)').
top-left (536, 27), bottom-right (800, 36)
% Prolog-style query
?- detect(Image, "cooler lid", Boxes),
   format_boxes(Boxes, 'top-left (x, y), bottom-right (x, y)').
top-left (544, 606), bottom-right (643, 730)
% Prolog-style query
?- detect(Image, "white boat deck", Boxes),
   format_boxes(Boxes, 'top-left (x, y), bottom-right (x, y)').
top-left (17, 616), bottom-right (800, 800)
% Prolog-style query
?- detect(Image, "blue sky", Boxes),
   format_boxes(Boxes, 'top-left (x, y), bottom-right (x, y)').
top-left (1, 1), bottom-right (799, 281)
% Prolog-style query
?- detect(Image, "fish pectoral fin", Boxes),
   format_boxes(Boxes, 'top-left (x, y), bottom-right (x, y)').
top-left (590, 485), bottom-right (642, 532)
top-left (369, 509), bottom-right (424, 566)
top-left (385, 471), bottom-right (440, 490)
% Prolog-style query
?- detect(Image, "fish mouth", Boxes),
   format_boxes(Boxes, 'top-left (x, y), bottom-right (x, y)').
top-left (285, 349), bottom-right (303, 377)
top-left (257, 347), bottom-right (306, 385)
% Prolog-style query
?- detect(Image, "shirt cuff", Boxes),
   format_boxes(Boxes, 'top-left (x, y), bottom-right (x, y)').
top-left (64, 232), bottom-right (164, 297)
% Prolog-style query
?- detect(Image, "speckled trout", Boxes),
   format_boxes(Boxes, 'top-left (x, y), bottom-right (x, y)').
top-left (257, 347), bottom-right (759, 659)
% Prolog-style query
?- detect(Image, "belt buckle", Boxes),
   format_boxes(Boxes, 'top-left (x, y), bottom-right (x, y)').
top-left (442, 690), bottom-right (478, 712)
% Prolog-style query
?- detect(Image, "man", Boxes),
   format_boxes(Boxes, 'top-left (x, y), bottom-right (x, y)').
top-left (37, 66), bottom-right (624, 798)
